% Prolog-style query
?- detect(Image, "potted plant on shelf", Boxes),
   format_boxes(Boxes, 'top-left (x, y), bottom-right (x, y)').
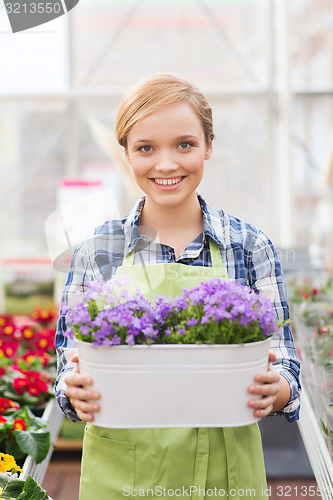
top-left (64, 277), bottom-right (284, 429)
top-left (0, 312), bottom-right (57, 414)
top-left (0, 452), bottom-right (52, 499)
top-left (0, 398), bottom-right (51, 465)
top-left (288, 274), bottom-right (333, 456)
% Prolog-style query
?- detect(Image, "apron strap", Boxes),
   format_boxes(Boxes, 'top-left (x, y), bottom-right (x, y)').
top-left (122, 246), bottom-right (135, 267)
top-left (208, 237), bottom-right (224, 269)
top-left (123, 237), bottom-right (224, 269)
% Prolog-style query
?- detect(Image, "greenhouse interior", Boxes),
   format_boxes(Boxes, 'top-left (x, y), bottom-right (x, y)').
top-left (0, 0), bottom-right (332, 499)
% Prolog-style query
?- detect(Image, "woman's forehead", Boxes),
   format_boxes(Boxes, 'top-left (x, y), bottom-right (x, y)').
top-left (127, 102), bottom-right (204, 141)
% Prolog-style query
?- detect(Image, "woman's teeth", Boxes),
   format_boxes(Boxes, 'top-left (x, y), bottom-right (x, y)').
top-left (154, 177), bottom-right (182, 186)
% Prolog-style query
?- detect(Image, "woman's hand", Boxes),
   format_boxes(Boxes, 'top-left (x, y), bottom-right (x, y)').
top-left (64, 349), bottom-right (101, 422)
top-left (247, 351), bottom-right (291, 418)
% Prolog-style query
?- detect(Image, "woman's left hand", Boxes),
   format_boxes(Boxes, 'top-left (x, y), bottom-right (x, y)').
top-left (247, 351), bottom-right (280, 418)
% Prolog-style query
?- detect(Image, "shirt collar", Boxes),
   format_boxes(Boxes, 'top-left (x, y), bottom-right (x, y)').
top-left (123, 193), bottom-right (226, 256)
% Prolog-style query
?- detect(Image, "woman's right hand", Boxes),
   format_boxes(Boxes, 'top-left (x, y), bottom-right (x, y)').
top-left (64, 349), bottom-right (101, 422)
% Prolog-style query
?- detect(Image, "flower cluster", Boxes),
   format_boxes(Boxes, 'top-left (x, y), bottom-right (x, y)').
top-left (0, 453), bottom-right (51, 500)
top-left (64, 277), bottom-right (281, 347)
top-left (159, 278), bottom-right (279, 345)
top-left (63, 278), bottom-right (157, 346)
top-left (288, 274), bottom-right (333, 452)
top-left (0, 310), bottom-right (56, 407)
top-left (0, 452), bottom-right (22, 474)
top-left (309, 324), bottom-right (333, 370)
top-left (0, 398), bottom-right (50, 465)
top-left (0, 310), bottom-right (56, 474)
top-left (288, 276), bottom-right (332, 303)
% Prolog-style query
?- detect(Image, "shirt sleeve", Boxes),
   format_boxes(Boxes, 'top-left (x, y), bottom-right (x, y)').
top-left (54, 241), bottom-right (95, 422)
top-left (247, 230), bottom-right (301, 422)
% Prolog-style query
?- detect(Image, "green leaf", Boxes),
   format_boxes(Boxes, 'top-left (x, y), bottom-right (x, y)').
top-left (88, 299), bottom-right (98, 320)
top-left (5, 439), bottom-right (26, 460)
top-left (16, 475), bottom-right (50, 500)
top-left (14, 431), bottom-right (51, 465)
top-left (0, 472), bottom-right (25, 499)
top-left (320, 419), bottom-right (330, 436)
top-left (24, 408), bottom-right (47, 431)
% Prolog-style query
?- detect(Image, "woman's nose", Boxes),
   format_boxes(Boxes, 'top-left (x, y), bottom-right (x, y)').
top-left (154, 151), bottom-right (178, 171)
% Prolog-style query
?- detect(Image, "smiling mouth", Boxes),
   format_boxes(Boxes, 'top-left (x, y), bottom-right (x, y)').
top-left (152, 177), bottom-right (184, 186)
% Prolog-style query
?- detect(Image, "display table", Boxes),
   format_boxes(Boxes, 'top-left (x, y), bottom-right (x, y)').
top-left (297, 386), bottom-right (333, 499)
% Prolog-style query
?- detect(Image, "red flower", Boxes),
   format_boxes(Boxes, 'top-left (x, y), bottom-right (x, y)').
top-left (27, 379), bottom-right (48, 396)
top-left (312, 288), bottom-right (319, 296)
top-left (13, 418), bottom-right (27, 431)
top-left (3, 323), bottom-right (16, 336)
top-left (34, 328), bottom-right (55, 352)
top-left (0, 315), bottom-right (13, 328)
top-left (0, 416), bottom-right (7, 423)
top-left (0, 397), bottom-right (19, 414)
top-left (12, 369), bottom-right (51, 397)
top-left (19, 351), bottom-right (37, 365)
top-left (32, 308), bottom-right (57, 324)
top-left (319, 325), bottom-right (331, 335)
top-left (0, 341), bottom-right (20, 358)
top-left (37, 351), bottom-right (51, 366)
top-left (0, 367), bottom-right (6, 376)
top-left (20, 326), bottom-right (35, 340)
top-left (13, 377), bottom-right (30, 395)
top-left (302, 293), bottom-right (310, 299)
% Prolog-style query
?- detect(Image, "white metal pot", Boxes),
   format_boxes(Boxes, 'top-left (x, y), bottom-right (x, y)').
top-left (76, 338), bottom-right (271, 428)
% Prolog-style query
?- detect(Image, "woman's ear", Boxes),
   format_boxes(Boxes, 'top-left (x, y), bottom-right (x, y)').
top-left (205, 141), bottom-right (213, 160)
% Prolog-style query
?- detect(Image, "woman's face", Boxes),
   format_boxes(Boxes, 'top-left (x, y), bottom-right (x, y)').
top-left (126, 101), bottom-right (212, 211)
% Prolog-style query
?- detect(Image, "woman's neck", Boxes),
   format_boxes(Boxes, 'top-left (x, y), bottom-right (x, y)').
top-left (139, 194), bottom-right (204, 255)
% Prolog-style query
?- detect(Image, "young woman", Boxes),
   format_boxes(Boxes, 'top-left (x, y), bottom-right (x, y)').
top-left (55, 73), bottom-right (301, 499)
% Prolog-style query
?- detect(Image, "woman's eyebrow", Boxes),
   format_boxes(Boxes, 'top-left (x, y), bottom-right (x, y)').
top-left (132, 135), bottom-right (199, 146)
top-left (132, 139), bottom-right (151, 144)
top-left (176, 135), bottom-right (199, 140)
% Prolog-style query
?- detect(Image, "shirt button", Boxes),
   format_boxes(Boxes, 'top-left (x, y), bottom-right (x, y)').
top-left (168, 250), bottom-right (172, 260)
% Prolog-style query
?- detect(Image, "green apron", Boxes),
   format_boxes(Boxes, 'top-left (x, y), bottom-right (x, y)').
top-left (79, 238), bottom-right (268, 499)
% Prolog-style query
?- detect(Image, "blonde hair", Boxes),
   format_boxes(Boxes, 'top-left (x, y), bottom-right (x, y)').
top-left (115, 73), bottom-right (214, 149)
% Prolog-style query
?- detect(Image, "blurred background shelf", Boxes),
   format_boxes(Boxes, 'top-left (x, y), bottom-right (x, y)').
top-left (297, 387), bottom-right (333, 500)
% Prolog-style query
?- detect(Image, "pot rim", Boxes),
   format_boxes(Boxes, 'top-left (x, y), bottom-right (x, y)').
top-left (75, 336), bottom-right (272, 349)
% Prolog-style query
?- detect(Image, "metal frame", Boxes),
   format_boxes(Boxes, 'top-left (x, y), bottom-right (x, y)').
top-left (1, 0), bottom-right (332, 245)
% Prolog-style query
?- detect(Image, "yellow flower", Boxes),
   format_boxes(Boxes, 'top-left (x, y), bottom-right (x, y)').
top-left (0, 453), bottom-right (23, 474)
top-left (0, 485), bottom-right (4, 500)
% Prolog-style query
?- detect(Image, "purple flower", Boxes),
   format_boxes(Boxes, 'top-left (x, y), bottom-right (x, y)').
top-left (79, 325), bottom-right (90, 336)
top-left (64, 276), bottom-right (280, 346)
top-left (186, 318), bottom-right (198, 327)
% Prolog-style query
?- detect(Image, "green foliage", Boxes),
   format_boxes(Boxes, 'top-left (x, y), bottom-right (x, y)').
top-left (0, 408), bottom-right (50, 465)
top-left (14, 431), bottom-right (50, 466)
top-left (0, 473), bottom-right (51, 500)
top-left (0, 473), bottom-right (24, 499)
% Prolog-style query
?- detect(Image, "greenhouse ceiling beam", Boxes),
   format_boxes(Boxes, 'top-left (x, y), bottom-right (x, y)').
top-left (80, 0), bottom-right (145, 86)
top-left (195, 0), bottom-right (258, 84)
top-left (2, 88), bottom-right (333, 101)
top-left (276, 0), bottom-right (293, 248)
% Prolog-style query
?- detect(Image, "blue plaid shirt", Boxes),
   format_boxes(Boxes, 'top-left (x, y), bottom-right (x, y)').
top-left (55, 194), bottom-right (301, 422)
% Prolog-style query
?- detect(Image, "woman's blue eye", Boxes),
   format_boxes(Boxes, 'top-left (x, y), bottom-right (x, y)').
top-left (138, 145), bottom-right (152, 152)
top-left (140, 145), bottom-right (152, 152)
top-left (179, 142), bottom-right (191, 149)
